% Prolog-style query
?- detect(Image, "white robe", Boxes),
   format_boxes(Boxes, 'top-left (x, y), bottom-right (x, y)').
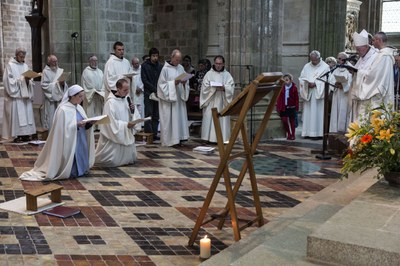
top-left (41, 65), bottom-right (68, 129)
top-left (132, 66), bottom-right (145, 122)
top-left (2, 57), bottom-right (36, 140)
top-left (157, 62), bottom-right (190, 146)
top-left (103, 54), bottom-right (134, 99)
top-left (299, 60), bottom-right (330, 137)
top-left (200, 68), bottom-right (235, 142)
top-left (81, 66), bottom-right (105, 119)
top-left (352, 47), bottom-right (394, 121)
top-left (329, 67), bottom-right (352, 132)
top-left (19, 102), bottom-right (95, 181)
top-left (95, 94), bottom-right (138, 167)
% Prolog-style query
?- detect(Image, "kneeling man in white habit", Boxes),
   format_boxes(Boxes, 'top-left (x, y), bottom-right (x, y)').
top-left (95, 78), bottom-right (141, 167)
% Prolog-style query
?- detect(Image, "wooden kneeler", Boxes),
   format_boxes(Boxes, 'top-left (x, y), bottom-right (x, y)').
top-left (25, 184), bottom-right (63, 211)
top-left (188, 72), bottom-right (283, 245)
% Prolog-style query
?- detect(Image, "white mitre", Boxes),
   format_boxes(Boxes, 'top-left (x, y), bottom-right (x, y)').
top-left (352, 29), bottom-right (369, 47)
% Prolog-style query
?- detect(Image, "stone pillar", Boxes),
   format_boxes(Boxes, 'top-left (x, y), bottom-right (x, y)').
top-left (310, 0), bottom-right (347, 58)
top-left (206, 0), bottom-right (223, 59)
top-left (25, 0), bottom-right (46, 75)
top-left (345, 0), bottom-right (362, 53)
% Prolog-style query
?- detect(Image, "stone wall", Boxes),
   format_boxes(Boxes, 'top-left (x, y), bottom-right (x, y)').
top-left (45, 0), bottom-right (144, 84)
top-left (0, 0), bottom-right (33, 79)
top-left (143, 0), bottom-right (203, 63)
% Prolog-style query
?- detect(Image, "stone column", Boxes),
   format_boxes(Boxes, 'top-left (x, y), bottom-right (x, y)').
top-left (206, 0), bottom-right (223, 59)
top-left (345, 0), bottom-right (362, 53)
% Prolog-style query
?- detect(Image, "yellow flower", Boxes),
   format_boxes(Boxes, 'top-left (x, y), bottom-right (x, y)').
top-left (345, 122), bottom-right (360, 139)
top-left (376, 128), bottom-right (394, 142)
top-left (370, 117), bottom-right (385, 134)
top-left (390, 148), bottom-right (395, 155)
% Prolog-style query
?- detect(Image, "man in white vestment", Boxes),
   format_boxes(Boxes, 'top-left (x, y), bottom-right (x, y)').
top-left (299, 50), bottom-right (330, 138)
top-left (349, 30), bottom-right (393, 122)
top-left (200, 55), bottom-right (235, 143)
top-left (41, 54), bottom-right (68, 130)
top-left (2, 48), bottom-right (36, 142)
top-left (329, 52), bottom-right (352, 133)
top-left (81, 55), bottom-right (105, 129)
top-left (103, 41), bottom-right (134, 100)
top-left (157, 49), bottom-right (190, 147)
top-left (95, 79), bottom-right (139, 167)
top-left (131, 57), bottom-right (145, 122)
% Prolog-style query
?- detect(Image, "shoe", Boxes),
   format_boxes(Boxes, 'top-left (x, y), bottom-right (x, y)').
top-left (13, 137), bottom-right (24, 143)
top-left (153, 136), bottom-right (160, 141)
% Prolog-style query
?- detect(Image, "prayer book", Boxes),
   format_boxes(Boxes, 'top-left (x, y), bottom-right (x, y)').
top-left (123, 72), bottom-right (138, 78)
top-left (334, 75), bottom-right (348, 84)
top-left (42, 206), bottom-right (81, 218)
top-left (82, 115), bottom-right (110, 125)
top-left (131, 116), bottom-right (151, 125)
top-left (57, 71), bottom-right (71, 82)
top-left (175, 72), bottom-right (194, 82)
top-left (210, 81), bottom-right (223, 87)
top-left (22, 70), bottom-right (41, 79)
top-left (193, 146), bottom-right (215, 154)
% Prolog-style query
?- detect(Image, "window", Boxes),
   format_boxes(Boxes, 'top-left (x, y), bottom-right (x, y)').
top-left (382, 1), bottom-right (400, 32)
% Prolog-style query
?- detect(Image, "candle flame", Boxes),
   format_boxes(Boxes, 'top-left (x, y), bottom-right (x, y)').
top-left (203, 235), bottom-right (208, 239)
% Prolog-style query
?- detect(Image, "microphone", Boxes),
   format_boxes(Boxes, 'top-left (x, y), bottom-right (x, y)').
top-left (127, 97), bottom-right (135, 114)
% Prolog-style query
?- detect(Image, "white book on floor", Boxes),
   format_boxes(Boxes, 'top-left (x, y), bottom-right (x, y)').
top-left (193, 146), bottom-right (215, 154)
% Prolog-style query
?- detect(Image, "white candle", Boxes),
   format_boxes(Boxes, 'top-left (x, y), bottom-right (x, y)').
top-left (200, 235), bottom-right (211, 259)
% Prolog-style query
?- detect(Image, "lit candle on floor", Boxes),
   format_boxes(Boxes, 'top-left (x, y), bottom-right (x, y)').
top-left (200, 235), bottom-right (211, 259)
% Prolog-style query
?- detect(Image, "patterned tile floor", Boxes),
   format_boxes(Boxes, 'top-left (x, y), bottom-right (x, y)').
top-left (0, 136), bottom-right (342, 266)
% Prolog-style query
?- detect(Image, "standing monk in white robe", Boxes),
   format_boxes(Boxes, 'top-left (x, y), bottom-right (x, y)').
top-left (349, 30), bottom-right (393, 122)
top-left (200, 55), bottom-right (235, 143)
top-left (41, 54), bottom-right (68, 130)
top-left (103, 41), bottom-right (134, 100)
top-left (329, 52), bottom-right (352, 133)
top-left (82, 55), bottom-right (105, 129)
top-left (95, 79), bottom-right (140, 167)
top-left (20, 85), bottom-right (95, 181)
top-left (131, 57), bottom-right (145, 123)
top-left (157, 49), bottom-right (190, 147)
top-left (299, 50), bottom-right (330, 138)
top-left (2, 48), bottom-right (36, 142)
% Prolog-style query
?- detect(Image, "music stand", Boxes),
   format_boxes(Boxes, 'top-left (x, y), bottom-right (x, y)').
top-left (188, 72), bottom-right (283, 246)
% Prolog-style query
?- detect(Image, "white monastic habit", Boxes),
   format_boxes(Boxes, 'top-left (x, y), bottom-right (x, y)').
top-left (299, 60), bottom-right (330, 137)
top-left (82, 66), bottom-right (105, 119)
top-left (2, 57), bottom-right (36, 140)
top-left (157, 61), bottom-right (190, 146)
top-left (95, 94), bottom-right (139, 167)
top-left (41, 65), bottom-right (68, 129)
top-left (200, 67), bottom-right (235, 143)
top-left (20, 86), bottom-right (95, 181)
top-left (103, 54), bottom-right (133, 99)
top-left (132, 65), bottom-right (145, 122)
top-left (329, 66), bottom-right (352, 132)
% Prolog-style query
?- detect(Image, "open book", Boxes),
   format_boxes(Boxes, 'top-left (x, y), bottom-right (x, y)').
top-left (82, 115), bottom-right (110, 125)
top-left (193, 146), bottom-right (215, 154)
top-left (123, 72), bottom-right (138, 78)
top-left (58, 71), bottom-right (71, 82)
top-left (334, 75), bottom-right (348, 84)
top-left (175, 72), bottom-right (194, 82)
top-left (22, 70), bottom-right (42, 79)
top-left (131, 116), bottom-right (151, 125)
top-left (210, 81), bottom-right (223, 87)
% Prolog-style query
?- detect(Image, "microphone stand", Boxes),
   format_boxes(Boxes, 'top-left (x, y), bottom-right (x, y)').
top-left (395, 66), bottom-right (400, 111)
top-left (314, 66), bottom-right (338, 160)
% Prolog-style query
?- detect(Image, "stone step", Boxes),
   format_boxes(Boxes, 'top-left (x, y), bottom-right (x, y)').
top-left (200, 170), bottom-right (378, 266)
top-left (307, 180), bottom-right (400, 266)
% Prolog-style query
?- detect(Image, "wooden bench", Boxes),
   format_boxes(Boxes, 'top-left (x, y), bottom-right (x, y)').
top-left (24, 184), bottom-right (63, 211)
top-left (135, 132), bottom-right (154, 144)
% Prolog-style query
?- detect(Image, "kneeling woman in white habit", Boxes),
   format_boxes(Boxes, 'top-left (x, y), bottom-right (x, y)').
top-left (20, 85), bottom-right (95, 181)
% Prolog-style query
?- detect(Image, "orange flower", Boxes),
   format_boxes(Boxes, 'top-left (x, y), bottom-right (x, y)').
top-left (360, 134), bottom-right (373, 143)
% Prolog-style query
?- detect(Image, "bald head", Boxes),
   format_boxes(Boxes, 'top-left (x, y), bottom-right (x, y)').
top-left (47, 54), bottom-right (58, 70)
top-left (170, 49), bottom-right (182, 66)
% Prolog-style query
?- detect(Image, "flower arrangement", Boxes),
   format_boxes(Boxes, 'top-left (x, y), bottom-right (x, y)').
top-left (341, 104), bottom-right (400, 179)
